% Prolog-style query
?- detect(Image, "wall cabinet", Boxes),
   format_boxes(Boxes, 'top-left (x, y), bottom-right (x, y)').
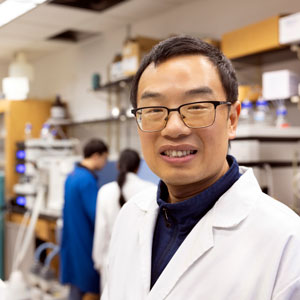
top-left (0, 100), bottom-right (52, 199)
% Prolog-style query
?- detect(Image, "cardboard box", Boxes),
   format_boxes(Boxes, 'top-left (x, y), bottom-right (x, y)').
top-left (238, 85), bottom-right (261, 102)
top-left (221, 16), bottom-right (280, 59)
top-left (279, 12), bottom-right (300, 44)
top-left (201, 38), bottom-right (220, 49)
top-left (262, 70), bottom-right (300, 100)
top-left (122, 36), bottom-right (160, 76)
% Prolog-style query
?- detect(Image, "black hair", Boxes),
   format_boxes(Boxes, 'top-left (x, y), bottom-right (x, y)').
top-left (130, 35), bottom-right (238, 108)
top-left (117, 149), bottom-right (141, 207)
top-left (83, 139), bottom-right (108, 158)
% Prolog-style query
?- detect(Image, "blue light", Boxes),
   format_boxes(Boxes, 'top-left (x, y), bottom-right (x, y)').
top-left (16, 196), bottom-right (26, 206)
top-left (16, 150), bottom-right (26, 160)
top-left (16, 164), bottom-right (25, 174)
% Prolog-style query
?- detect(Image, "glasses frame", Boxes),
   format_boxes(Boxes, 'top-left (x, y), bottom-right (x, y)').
top-left (131, 101), bottom-right (231, 132)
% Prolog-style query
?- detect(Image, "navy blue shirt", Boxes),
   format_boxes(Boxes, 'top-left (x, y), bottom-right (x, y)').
top-left (150, 155), bottom-right (240, 288)
top-left (60, 164), bottom-right (100, 293)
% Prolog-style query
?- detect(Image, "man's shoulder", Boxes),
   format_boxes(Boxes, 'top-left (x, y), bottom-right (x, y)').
top-left (65, 166), bottom-right (97, 193)
top-left (69, 165), bottom-right (95, 181)
top-left (219, 168), bottom-right (300, 236)
top-left (256, 192), bottom-right (300, 232)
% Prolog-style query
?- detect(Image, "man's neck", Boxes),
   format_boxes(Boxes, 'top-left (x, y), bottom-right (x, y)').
top-left (166, 160), bottom-right (230, 204)
top-left (80, 158), bottom-right (94, 171)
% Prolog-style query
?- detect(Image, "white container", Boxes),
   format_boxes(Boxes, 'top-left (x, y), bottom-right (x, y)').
top-left (254, 99), bottom-right (273, 126)
top-left (239, 100), bottom-right (254, 125)
top-left (275, 104), bottom-right (290, 128)
top-left (40, 123), bottom-right (51, 140)
top-left (279, 12), bottom-right (300, 44)
top-left (50, 106), bottom-right (66, 119)
top-left (262, 70), bottom-right (300, 100)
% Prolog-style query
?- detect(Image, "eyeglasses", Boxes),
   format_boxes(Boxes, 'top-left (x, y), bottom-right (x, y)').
top-left (131, 101), bottom-right (231, 132)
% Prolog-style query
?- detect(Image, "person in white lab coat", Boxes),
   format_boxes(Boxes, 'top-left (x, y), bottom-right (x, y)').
top-left (92, 148), bottom-right (156, 290)
top-left (102, 35), bottom-right (300, 300)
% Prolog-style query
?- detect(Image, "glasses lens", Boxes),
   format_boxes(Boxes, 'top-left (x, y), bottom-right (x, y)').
top-left (180, 102), bottom-right (215, 128)
top-left (136, 107), bottom-right (168, 131)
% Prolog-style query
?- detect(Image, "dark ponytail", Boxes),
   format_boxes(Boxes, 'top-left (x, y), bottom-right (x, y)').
top-left (117, 149), bottom-right (141, 207)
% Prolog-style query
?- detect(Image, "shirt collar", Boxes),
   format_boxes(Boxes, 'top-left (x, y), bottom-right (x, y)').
top-left (77, 163), bottom-right (98, 180)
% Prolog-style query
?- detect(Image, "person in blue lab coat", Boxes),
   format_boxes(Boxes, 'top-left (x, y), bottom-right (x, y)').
top-left (60, 138), bottom-right (108, 300)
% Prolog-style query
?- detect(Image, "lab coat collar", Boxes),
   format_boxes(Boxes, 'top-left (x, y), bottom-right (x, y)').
top-left (134, 167), bottom-right (258, 223)
top-left (135, 186), bottom-right (159, 294)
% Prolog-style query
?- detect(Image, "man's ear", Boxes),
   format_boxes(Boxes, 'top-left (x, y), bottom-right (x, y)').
top-left (228, 101), bottom-right (241, 140)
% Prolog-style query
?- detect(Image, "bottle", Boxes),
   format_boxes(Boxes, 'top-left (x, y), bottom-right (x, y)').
top-left (40, 123), bottom-right (51, 140)
top-left (92, 73), bottom-right (101, 90)
top-left (24, 123), bottom-right (32, 140)
top-left (276, 103), bottom-right (290, 128)
top-left (50, 129), bottom-right (57, 140)
top-left (239, 100), bottom-right (254, 125)
top-left (254, 99), bottom-right (273, 126)
top-left (51, 95), bottom-right (66, 119)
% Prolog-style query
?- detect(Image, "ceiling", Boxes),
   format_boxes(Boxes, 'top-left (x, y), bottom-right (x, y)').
top-left (0, 0), bottom-right (195, 63)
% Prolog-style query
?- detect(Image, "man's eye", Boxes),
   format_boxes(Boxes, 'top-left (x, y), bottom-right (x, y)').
top-left (187, 105), bottom-right (208, 111)
top-left (144, 108), bottom-right (164, 114)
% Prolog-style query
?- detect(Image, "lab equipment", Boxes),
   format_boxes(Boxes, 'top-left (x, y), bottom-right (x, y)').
top-left (0, 173), bottom-right (4, 279)
top-left (1, 184), bottom-right (69, 300)
top-left (13, 138), bottom-right (81, 217)
top-left (1, 238), bottom-right (69, 300)
top-left (229, 126), bottom-right (300, 213)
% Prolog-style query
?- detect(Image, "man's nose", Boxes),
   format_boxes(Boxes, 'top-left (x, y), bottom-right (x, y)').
top-left (161, 111), bottom-right (191, 138)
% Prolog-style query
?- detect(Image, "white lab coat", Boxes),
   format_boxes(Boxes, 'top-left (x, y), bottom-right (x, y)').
top-left (92, 172), bottom-right (156, 289)
top-left (102, 167), bottom-right (300, 300)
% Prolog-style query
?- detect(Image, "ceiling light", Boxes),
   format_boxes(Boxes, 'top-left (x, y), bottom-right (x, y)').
top-left (0, 0), bottom-right (47, 28)
top-left (2, 77), bottom-right (30, 100)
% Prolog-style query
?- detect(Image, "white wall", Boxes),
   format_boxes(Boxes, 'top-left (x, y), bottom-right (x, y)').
top-left (30, 28), bottom-right (128, 121)
top-left (0, 63), bottom-right (8, 98)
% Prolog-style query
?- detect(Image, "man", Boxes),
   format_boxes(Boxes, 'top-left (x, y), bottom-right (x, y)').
top-left (61, 138), bottom-right (108, 300)
top-left (102, 36), bottom-right (300, 299)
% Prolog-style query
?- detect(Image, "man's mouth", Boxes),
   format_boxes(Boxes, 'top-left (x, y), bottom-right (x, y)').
top-left (161, 150), bottom-right (197, 158)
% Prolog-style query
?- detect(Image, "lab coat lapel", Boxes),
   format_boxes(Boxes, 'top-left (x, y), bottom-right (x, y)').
top-left (138, 199), bottom-right (159, 296)
top-left (212, 168), bottom-right (258, 228)
top-left (148, 211), bottom-right (215, 300)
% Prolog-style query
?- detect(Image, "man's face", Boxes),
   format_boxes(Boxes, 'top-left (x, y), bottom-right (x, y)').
top-left (94, 152), bottom-right (108, 171)
top-left (136, 55), bottom-right (240, 195)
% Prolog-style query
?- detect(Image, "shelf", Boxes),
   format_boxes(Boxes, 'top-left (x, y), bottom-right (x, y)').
top-left (92, 76), bottom-right (134, 92)
top-left (231, 45), bottom-right (298, 66)
top-left (67, 115), bottom-right (135, 126)
top-left (236, 125), bottom-right (300, 140)
top-left (46, 118), bottom-right (73, 126)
